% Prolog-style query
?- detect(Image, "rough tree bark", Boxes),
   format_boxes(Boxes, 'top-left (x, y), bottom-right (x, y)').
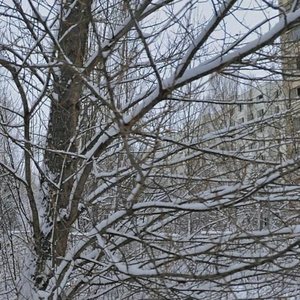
top-left (2, 1), bottom-right (300, 299)
top-left (36, 0), bottom-right (92, 287)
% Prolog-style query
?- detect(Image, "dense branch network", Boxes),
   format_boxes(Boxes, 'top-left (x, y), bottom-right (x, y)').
top-left (0, 0), bottom-right (300, 299)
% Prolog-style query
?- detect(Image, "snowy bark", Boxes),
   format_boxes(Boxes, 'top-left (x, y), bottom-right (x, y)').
top-left (1, 1), bottom-right (300, 299)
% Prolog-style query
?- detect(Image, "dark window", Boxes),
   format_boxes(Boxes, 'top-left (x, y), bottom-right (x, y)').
top-left (238, 117), bottom-right (244, 124)
top-left (293, 117), bottom-right (300, 131)
top-left (257, 94), bottom-right (263, 100)
top-left (247, 112), bottom-right (254, 121)
top-left (275, 106), bottom-right (280, 114)
top-left (238, 104), bottom-right (242, 112)
top-left (274, 90), bottom-right (280, 98)
top-left (296, 56), bottom-right (300, 69)
top-left (257, 109), bottom-right (264, 118)
top-left (291, 87), bottom-right (300, 98)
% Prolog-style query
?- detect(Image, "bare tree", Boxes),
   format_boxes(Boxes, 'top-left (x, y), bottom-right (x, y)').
top-left (1, 0), bottom-right (300, 299)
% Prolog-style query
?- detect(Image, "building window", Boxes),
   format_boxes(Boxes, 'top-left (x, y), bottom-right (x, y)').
top-left (296, 56), bottom-right (300, 69)
top-left (257, 109), bottom-right (264, 118)
top-left (293, 117), bottom-right (300, 131)
top-left (238, 117), bottom-right (244, 124)
top-left (274, 90), bottom-right (281, 98)
top-left (247, 112), bottom-right (254, 121)
top-left (275, 106), bottom-right (280, 114)
top-left (238, 104), bottom-right (242, 112)
top-left (290, 87), bottom-right (300, 98)
top-left (249, 143), bottom-right (255, 150)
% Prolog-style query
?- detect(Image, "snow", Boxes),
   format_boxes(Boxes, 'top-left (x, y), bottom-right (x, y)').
top-left (175, 9), bottom-right (300, 86)
top-left (3, 1), bottom-right (300, 299)
top-left (175, 0), bottom-right (236, 78)
top-left (58, 24), bottom-right (79, 42)
top-left (62, 0), bottom-right (79, 21)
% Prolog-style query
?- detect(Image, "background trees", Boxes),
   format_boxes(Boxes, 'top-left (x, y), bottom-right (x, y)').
top-left (1, 0), bottom-right (300, 298)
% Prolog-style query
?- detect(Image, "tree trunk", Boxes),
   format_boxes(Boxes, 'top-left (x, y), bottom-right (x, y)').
top-left (36, 0), bottom-right (92, 285)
